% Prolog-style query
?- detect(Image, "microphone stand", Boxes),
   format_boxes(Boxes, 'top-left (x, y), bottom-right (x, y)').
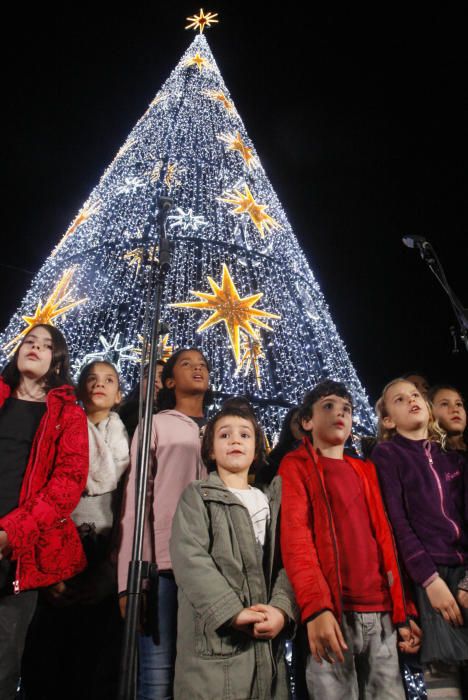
top-left (118, 196), bottom-right (173, 700)
top-left (408, 238), bottom-right (468, 354)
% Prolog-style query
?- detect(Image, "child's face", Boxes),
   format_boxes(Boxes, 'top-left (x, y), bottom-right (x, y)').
top-left (83, 363), bottom-right (121, 413)
top-left (432, 389), bottom-right (466, 435)
top-left (211, 415), bottom-right (256, 477)
top-left (382, 381), bottom-right (429, 434)
top-left (302, 394), bottom-right (352, 449)
top-left (165, 350), bottom-right (209, 394)
top-left (17, 327), bottom-right (53, 381)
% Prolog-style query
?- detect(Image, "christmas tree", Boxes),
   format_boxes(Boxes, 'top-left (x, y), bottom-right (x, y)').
top-left (0, 16), bottom-right (375, 437)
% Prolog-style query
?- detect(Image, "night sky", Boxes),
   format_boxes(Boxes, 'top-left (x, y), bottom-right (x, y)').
top-left (3, 5), bottom-right (467, 403)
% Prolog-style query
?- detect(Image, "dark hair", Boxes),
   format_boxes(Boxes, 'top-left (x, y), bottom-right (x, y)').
top-left (76, 360), bottom-right (121, 405)
top-left (1, 324), bottom-right (73, 392)
top-left (157, 347), bottom-right (213, 411)
top-left (299, 379), bottom-right (353, 426)
top-left (428, 384), bottom-right (465, 405)
top-left (125, 359), bottom-right (165, 403)
top-left (201, 402), bottom-right (265, 472)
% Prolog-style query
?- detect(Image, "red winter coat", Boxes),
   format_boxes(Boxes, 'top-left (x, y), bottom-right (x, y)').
top-left (0, 378), bottom-right (89, 592)
top-left (279, 439), bottom-right (417, 625)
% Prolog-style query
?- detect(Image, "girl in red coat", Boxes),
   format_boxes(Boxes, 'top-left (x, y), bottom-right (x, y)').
top-left (0, 323), bottom-right (88, 699)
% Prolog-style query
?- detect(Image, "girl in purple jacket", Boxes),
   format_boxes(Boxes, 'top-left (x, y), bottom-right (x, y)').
top-left (373, 378), bottom-right (468, 676)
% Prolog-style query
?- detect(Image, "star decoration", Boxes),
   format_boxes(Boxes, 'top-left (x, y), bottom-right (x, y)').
top-left (168, 207), bottom-right (207, 232)
top-left (123, 246), bottom-right (158, 274)
top-left (78, 334), bottom-right (140, 373)
top-left (150, 93), bottom-right (169, 108)
top-left (134, 333), bottom-right (173, 365)
top-left (150, 161), bottom-right (164, 183)
top-left (184, 52), bottom-right (211, 73)
top-left (203, 90), bottom-right (234, 112)
top-left (220, 184), bottom-right (281, 238)
top-left (218, 132), bottom-right (256, 169)
top-left (236, 331), bottom-right (265, 388)
top-left (116, 138), bottom-right (135, 159)
top-left (185, 8), bottom-right (219, 33)
top-left (164, 162), bottom-right (185, 191)
top-left (52, 200), bottom-right (101, 257)
top-left (3, 267), bottom-right (87, 354)
top-left (170, 263), bottom-right (280, 364)
top-left (117, 177), bottom-right (145, 195)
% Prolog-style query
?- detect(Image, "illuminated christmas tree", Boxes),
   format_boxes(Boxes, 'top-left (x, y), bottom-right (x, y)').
top-left (0, 16), bottom-right (376, 437)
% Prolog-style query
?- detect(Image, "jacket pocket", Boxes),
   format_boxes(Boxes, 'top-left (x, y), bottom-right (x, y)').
top-left (194, 613), bottom-right (250, 658)
top-left (35, 519), bottom-right (82, 576)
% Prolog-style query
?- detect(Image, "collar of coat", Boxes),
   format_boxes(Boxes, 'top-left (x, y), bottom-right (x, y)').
top-left (0, 377), bottom-right (78, 409)
top-left (196, 471), bottom-right (281, 505)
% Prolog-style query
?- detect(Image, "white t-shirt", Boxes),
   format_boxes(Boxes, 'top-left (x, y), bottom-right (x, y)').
top-left (228, 486), bottom-right (270, 547)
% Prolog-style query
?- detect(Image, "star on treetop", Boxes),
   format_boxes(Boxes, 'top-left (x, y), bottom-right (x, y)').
top-left (185, 9), bottom-right (219, 34)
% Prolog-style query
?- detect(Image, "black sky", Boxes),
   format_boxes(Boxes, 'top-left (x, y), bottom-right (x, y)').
top-left (3, 4), bottom-right (467, 401)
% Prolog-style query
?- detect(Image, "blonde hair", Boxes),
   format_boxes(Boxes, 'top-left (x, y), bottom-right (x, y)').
top-left (376, 377), bottom-right (446, 447)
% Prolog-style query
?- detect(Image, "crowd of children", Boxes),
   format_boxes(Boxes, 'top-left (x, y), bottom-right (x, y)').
top-left (0, 325), bottom-right (466, 699)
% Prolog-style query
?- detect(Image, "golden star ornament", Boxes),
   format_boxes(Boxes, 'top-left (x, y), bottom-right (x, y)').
top-left (170, 263), bottom-right (280, 363)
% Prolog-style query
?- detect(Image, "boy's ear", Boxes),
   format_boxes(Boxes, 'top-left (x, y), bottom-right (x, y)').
top-left (301, 416), bottom-right (314, 433)
top-left (382, 415), bottom-right (396, 430)
top-left (165, 377), bottom-right (176, 390)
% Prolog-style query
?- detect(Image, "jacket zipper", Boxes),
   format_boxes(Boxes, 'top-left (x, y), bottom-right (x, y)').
top-left (423, 442), bottom-right (462, 559)
top-left (305, 442), bottom-right (343, 622)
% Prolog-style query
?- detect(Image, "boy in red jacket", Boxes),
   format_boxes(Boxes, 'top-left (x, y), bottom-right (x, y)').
top-left (279, 380), bottom-right (420, 699)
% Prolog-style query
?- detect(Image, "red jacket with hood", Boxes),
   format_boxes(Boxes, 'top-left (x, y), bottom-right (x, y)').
top-left (279, 439), bottom-right (417, 625)
top-left (0, 377), bottom-right (88, 592)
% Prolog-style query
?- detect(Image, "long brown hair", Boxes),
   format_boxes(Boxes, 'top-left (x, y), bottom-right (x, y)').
top-left (1, 324), bottom-right (73, 392)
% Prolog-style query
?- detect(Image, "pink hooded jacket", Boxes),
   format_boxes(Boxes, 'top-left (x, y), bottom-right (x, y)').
top-left (118, 410), bottom-right (206, 592)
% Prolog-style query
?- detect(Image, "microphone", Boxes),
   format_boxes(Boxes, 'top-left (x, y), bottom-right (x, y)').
top-left (402, 234), bottom-right (427, 249)
top-left (402, 235), bottom-right (435, 263)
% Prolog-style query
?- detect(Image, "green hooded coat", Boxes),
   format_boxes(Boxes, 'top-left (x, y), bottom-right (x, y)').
top-left (170, 472), bottom-right (297, 700)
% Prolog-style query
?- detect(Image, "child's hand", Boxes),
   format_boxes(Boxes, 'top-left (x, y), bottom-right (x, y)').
top-left (232, 608), bottom-right (266, 635)
top-left (457, 589), bottom-right (468, 609)
top-left (249, 604), bottom-right (287, 640)
top-left (426, 577), bottom-right (463, 626)
top-left (398, 620), bottom-right (422, 654)
top-left (306, 611), bottom-right (348, 665)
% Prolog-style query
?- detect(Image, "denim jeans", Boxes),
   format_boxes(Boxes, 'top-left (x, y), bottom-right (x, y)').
top-left (306, 612), bottom-right (406, 700)
top-left (138, 572), bottom-right (178, 700)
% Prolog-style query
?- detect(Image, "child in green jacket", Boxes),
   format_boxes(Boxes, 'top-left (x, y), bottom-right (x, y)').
top-left (170, 402), bottom-right (297, 700)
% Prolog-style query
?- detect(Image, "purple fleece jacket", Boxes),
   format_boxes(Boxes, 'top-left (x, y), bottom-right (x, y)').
top-left (372, 434), bottom-right (468, 586)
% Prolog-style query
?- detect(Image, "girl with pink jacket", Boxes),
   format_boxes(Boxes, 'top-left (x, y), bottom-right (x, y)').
top-left (118, 348), bottom-right (211, 700)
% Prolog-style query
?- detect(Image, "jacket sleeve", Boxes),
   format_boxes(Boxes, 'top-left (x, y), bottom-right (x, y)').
top-left (279, 455), bottom-right (335, 623)
top-left (269, 567), bottom-right (300, 627)
top-left (117, 421), bottom-right (156, 594)
top-left (0, 404), bottom-right (89, 556)
top-left (170, 484), bottom-right (244, 635)
top-left (372, 443), bottom-right (437, 586)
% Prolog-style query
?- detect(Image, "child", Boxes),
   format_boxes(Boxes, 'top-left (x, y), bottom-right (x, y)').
top-left (279, 379), bottom-right (420, 700)
top-left (429, 384), bottom-right (467, 452)
top-left (373, 379), bottom-right (468, 674)
top-left (22, 360), bottom-right (130, 699)
top-left (0, 324), bottom-right (88, 699)
top-left (170, 402), bottom-right (297, 700)
top-left (118, 348), bottom-right (211, 699)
